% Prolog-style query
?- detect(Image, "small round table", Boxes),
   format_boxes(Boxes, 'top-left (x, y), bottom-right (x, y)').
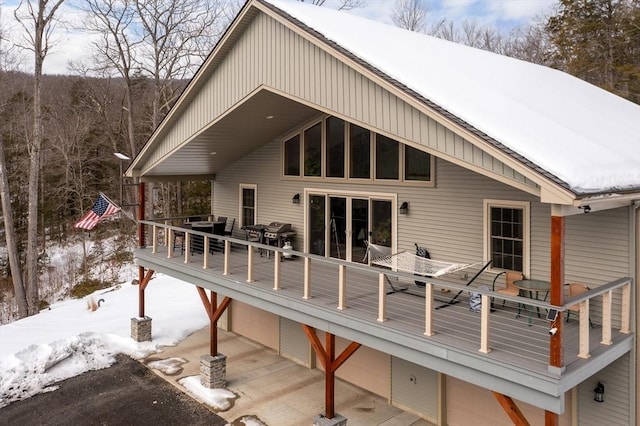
top-left (513, 279), bottom-right (550, 324)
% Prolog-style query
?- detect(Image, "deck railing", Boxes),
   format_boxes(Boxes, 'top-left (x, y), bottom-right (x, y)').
top-left (142, 220), bottom-right (632, 372)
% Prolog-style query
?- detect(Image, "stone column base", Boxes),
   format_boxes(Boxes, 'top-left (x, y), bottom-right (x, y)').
top-left (200, 353), bottom-right (227, 389)
top-left (312, 413), bottom-right (347, 426)
top-left (131, 316), bottom-right (152, 342)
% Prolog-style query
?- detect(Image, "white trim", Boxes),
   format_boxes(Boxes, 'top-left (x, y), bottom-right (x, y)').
top-left (239, 183), bottom-right (258, 227)
top-left (483, 199), bottom-right (530, 277)
top-left (303, 188), bottom-right (398, 259)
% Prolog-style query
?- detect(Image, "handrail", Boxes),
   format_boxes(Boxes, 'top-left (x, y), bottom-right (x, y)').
top-left (140, 219), bottom-right (633, 367)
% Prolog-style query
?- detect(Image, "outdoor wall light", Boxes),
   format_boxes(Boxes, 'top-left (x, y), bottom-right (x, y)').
top-left (399, 201), bottom-right (409, 215)
top-left (594, 382), bottom-right (605, 402)
top-left (292, 193), bottom-right (300, 204)
top-left (580, 205), bottom-right (591, 214)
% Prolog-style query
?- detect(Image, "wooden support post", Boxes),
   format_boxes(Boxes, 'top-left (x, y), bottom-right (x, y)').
top-left (137, 268), bottom-right (155, 318)
top-left (547, 214), bottom-right (565, 425)
top-left (196, 287), bottom-right (232, 355)
top-left (578, 300), bottom-right (590, 358)
top-left (493, 392), bottom-right (530, 426)
top-left (302, 325), bottom-right (361, 420)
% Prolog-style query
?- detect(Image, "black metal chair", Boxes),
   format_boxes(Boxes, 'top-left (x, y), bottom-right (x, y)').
top-left (223, 218), bottom-right (235, 236)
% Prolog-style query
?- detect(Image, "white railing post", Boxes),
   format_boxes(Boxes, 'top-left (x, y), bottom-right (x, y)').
top-left (203, 236), bottom-right (210, 269)
top-left (273, 251), bottom-right (281, 290)
top-left (578, 300), bottom-right (590, 359)
top-left (621, 283), bottom-right (631, 333)
top-left (424, 282), bottom-right (434, 336)
top-left (303, 257), bottom-right (311, 299)
top-left (377, 273), bottom-right (386, 322)
top-left (247, 245), bottom-right (254, 283)
top-left (184, 233), bottom-right (191, 263)
top-left (223, 240), bottom-right (230, 275)
top-left (601, 290), bottom-right (612, 345)
top-left (167, 228), bottom-right (174, 258)
top-left (337, 264), bottom-right (346, 310)
top-left (163, 220), bottom-right (170, 246)
top-left (479, 294), bottom-right (491, 353)
top-left (152, 225), bottom-right (158, 253)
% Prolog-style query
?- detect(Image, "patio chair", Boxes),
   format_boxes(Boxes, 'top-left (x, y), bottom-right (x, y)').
top-left (493, 271), bottom-right (524, 307)
top-left (223, 218), bottom-right (235, 236)
top-left (565, 283), bottom-right (594, 327)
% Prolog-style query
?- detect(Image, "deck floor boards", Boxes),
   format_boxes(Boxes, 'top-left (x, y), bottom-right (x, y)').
top-left (144, 243), bottom-right (617, 377)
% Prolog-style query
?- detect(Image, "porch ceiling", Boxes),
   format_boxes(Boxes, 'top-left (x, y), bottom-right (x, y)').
top-left (140, 89), bottom-right (319, 179)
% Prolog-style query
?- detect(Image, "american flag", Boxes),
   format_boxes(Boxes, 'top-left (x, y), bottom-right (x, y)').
top-left (74, 193), bottom-right (121, 230)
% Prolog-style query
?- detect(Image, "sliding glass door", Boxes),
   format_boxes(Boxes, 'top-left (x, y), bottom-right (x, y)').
top-left (307, 193), bottom-right (393, 263)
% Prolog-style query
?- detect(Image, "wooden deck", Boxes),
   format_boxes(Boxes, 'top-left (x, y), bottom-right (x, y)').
top-left (138, 237), bottom-right (625, 378)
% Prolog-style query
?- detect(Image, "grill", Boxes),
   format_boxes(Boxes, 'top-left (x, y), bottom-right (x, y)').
top-left (263, 222), bottom-right (296, 248)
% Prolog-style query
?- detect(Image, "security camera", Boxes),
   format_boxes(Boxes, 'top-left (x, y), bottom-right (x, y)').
top-left (549, 327), bottom-right (558, 336)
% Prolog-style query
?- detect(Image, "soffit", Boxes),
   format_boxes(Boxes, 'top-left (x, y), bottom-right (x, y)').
top-left (138, 89), bottom-right (318, 178)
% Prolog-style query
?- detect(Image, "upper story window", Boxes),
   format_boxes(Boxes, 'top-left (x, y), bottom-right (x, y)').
top-left (283, 115), bottom-right (433, 185)
top-left (283, 135), bottom-right (300, 176)
top-left (304, 122), bottom-right (322, 177)
top-left (375, 134), bottom-right (399, 180)
top-left (484, 200), bottom-right (530, 275)
top-left (349, 123), bottom-right (371, 179)
top-left (326, 116), bottom-right (345, 178)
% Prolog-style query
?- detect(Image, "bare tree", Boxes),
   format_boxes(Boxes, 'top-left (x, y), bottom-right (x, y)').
top-left (83, 0), bottom-right (140, 159)
top-left (391, 0), bottom-right (428, 32)
top-left (0, 9), bottom-right (28, 316)
top-left (12, 0), bottom-right (66, 316)
top-left (134, 0), bottom-right (227, 129)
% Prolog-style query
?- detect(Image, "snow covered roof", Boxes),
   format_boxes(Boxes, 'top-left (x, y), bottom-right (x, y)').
top-left (264, 0), bottom-right (640, 196)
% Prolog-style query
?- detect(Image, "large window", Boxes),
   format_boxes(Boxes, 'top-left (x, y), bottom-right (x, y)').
top-left (375, 134), bottom-right (399, 180)
top-left (326, 116), bottom-right (345, 178)
top-left (240, 184), bottom-right (257, 227)
top-left (484, 200), bottom-right (529, 274)
top-left (304, 122), bottom-right (322, 177)
top-left (282, 115), bottom-right (433, 185)
top-left (349, 123), bottom-right (370, 179)
top-left (283, 135), bottom-right (300, 176)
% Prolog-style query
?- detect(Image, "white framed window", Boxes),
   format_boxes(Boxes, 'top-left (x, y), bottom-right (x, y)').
top-left (239, 184), bottom-right (257, 227)
top-left (484, 200), bottom-right (530, 276)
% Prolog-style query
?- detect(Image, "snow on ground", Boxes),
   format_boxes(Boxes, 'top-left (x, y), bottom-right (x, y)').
top-left (0, 273), bottom-right (265, 425)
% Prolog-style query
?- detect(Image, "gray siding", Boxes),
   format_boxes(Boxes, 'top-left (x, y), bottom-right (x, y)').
top-left (214, 137), bottom-right (632, 288)
top-left (279, 317), bottom-right (311, 367)
top-left (577, 355), bottom-right (630, 426)
top-left (391, 356), bottom-right (438, 420)
top-left (145, 11), bottom-right (538, 193)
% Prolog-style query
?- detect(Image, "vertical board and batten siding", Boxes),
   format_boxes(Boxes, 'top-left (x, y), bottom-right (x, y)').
top-left (390, 357), bottom-right (438, 422)
top-left (229, 301), bottom-right (279, 351)
top-left (143, 11), bottom-right (538, 193)
top-left (576, 354), bottom-right (630, 426)
top-left (564, 208), bottom-right (631, 327)
top-left (279, 318), bottom-right (311, 367)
